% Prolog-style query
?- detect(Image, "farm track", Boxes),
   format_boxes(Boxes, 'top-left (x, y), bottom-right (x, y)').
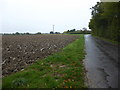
top-left (2, 35), bottom-right (80, 77)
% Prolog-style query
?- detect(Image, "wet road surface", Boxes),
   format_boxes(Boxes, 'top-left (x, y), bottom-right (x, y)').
top-left (84, 34), bottom-right (119, 88)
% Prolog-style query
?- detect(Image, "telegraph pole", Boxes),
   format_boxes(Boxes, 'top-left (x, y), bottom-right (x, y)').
top-left (53, 25), bottom-right (54, 33)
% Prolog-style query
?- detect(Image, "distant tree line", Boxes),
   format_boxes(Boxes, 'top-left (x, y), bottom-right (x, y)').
top-left (89, 2), bottom-right (120, 42)
top-left (2, 32), bottom-right (42, 35)
top-left (63, 28), bottom-right (91, 34)
top-left (50, 31), bottom-right (61, 34)
top-left (2, 31), bottom-right (61, 35)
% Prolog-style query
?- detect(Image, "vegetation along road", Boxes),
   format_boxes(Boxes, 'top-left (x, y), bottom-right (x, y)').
top-left (84, 34), bottom-right (119, 88)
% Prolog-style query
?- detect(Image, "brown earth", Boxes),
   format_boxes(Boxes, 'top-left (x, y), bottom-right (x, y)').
top-left (2, 34), bottom-right (79, 77)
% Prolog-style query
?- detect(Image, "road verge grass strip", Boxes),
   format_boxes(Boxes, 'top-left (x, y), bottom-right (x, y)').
top-left (2, 34), bottom-right (86, 88)
top-left (93, 35), bottom-right (120, 45)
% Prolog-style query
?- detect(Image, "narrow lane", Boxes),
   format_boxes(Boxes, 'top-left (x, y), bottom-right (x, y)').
top-left (84, 34), bottom-right (119, 88)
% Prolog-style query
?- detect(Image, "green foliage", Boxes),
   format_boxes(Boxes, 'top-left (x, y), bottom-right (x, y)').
top-left (15, 32), bottom-right (20, 35)
top-left (36, 32), bottom-right (41, 34)
top-left (50, 31), bottom-right (54, 34)
top-left (89, 2), bottom-right (120, 42)
top-left (11, 78), bottom-right (27, 88)
top-left (55, 32), bottom-right (60, 34)
top-left (64, 29), bottom-right (91, 34)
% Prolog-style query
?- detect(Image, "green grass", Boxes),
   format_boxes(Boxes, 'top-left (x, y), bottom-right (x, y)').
top-left (2, 34), bottom-right (86, 88)
top-left (93, 35), bottom-right (120, 45)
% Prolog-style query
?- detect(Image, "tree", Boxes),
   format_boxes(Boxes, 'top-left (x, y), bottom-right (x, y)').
top-left (82, 28), bottom-right (87, 31)
top-left (36, 32), bottom-right (41, 34)
top-left (25, 32), bottom-right (30, 35)
top-left (55, 32), bottom-right (60, 34)
top-left (89, 2), bottom-right (120, 42)
top-left (50, 31), bottom-right (54, 34)
top-left (15, 32), bottom-right (20, 35)
top-left (70, 29), bottom-right (76, 32)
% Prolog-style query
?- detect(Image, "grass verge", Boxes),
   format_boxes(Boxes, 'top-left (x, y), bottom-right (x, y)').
top-left (2, 34), bottom-right (86, 88)
top-left (93, 35), bottom-right (120, 45)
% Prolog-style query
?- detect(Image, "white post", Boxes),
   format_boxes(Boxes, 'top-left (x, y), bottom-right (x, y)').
top-left (53, 25), bottom-right (54, 33)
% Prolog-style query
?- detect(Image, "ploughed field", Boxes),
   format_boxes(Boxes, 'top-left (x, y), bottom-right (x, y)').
top-left (2, 35), bottom-right (79, 77)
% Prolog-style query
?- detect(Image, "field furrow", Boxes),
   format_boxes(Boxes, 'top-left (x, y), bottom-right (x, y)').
top-left (2, 35), bottom-right (79, 77)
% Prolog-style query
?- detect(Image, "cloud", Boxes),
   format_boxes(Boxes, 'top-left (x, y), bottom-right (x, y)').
top-left (1, 0), bottom-right (100, 33)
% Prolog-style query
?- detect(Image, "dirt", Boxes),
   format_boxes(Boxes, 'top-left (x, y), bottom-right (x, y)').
top-left (2, 34), bottom-right (79, 77)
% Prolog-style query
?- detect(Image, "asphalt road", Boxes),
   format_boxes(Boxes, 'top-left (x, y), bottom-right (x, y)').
top-left (84, 34), bottom-right (119, 88)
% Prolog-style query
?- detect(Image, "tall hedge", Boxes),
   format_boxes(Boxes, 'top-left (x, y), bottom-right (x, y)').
top-left (89, 2), bottom-right (120, 42)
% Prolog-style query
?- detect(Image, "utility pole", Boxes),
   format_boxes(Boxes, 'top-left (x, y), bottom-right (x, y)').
top-left (53, 25), bottom-right (54, 33)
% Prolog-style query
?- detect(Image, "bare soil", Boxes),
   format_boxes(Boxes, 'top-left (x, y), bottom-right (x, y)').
top-left (2, 34), bottom-right (79, 77)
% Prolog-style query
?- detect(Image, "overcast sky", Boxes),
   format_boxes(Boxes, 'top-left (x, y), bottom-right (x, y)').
top-left (0, 0), bottom-right (100, 33)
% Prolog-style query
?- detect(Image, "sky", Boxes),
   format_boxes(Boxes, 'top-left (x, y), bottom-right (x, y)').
top-left (0, 0), bottom-right (100, 33)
